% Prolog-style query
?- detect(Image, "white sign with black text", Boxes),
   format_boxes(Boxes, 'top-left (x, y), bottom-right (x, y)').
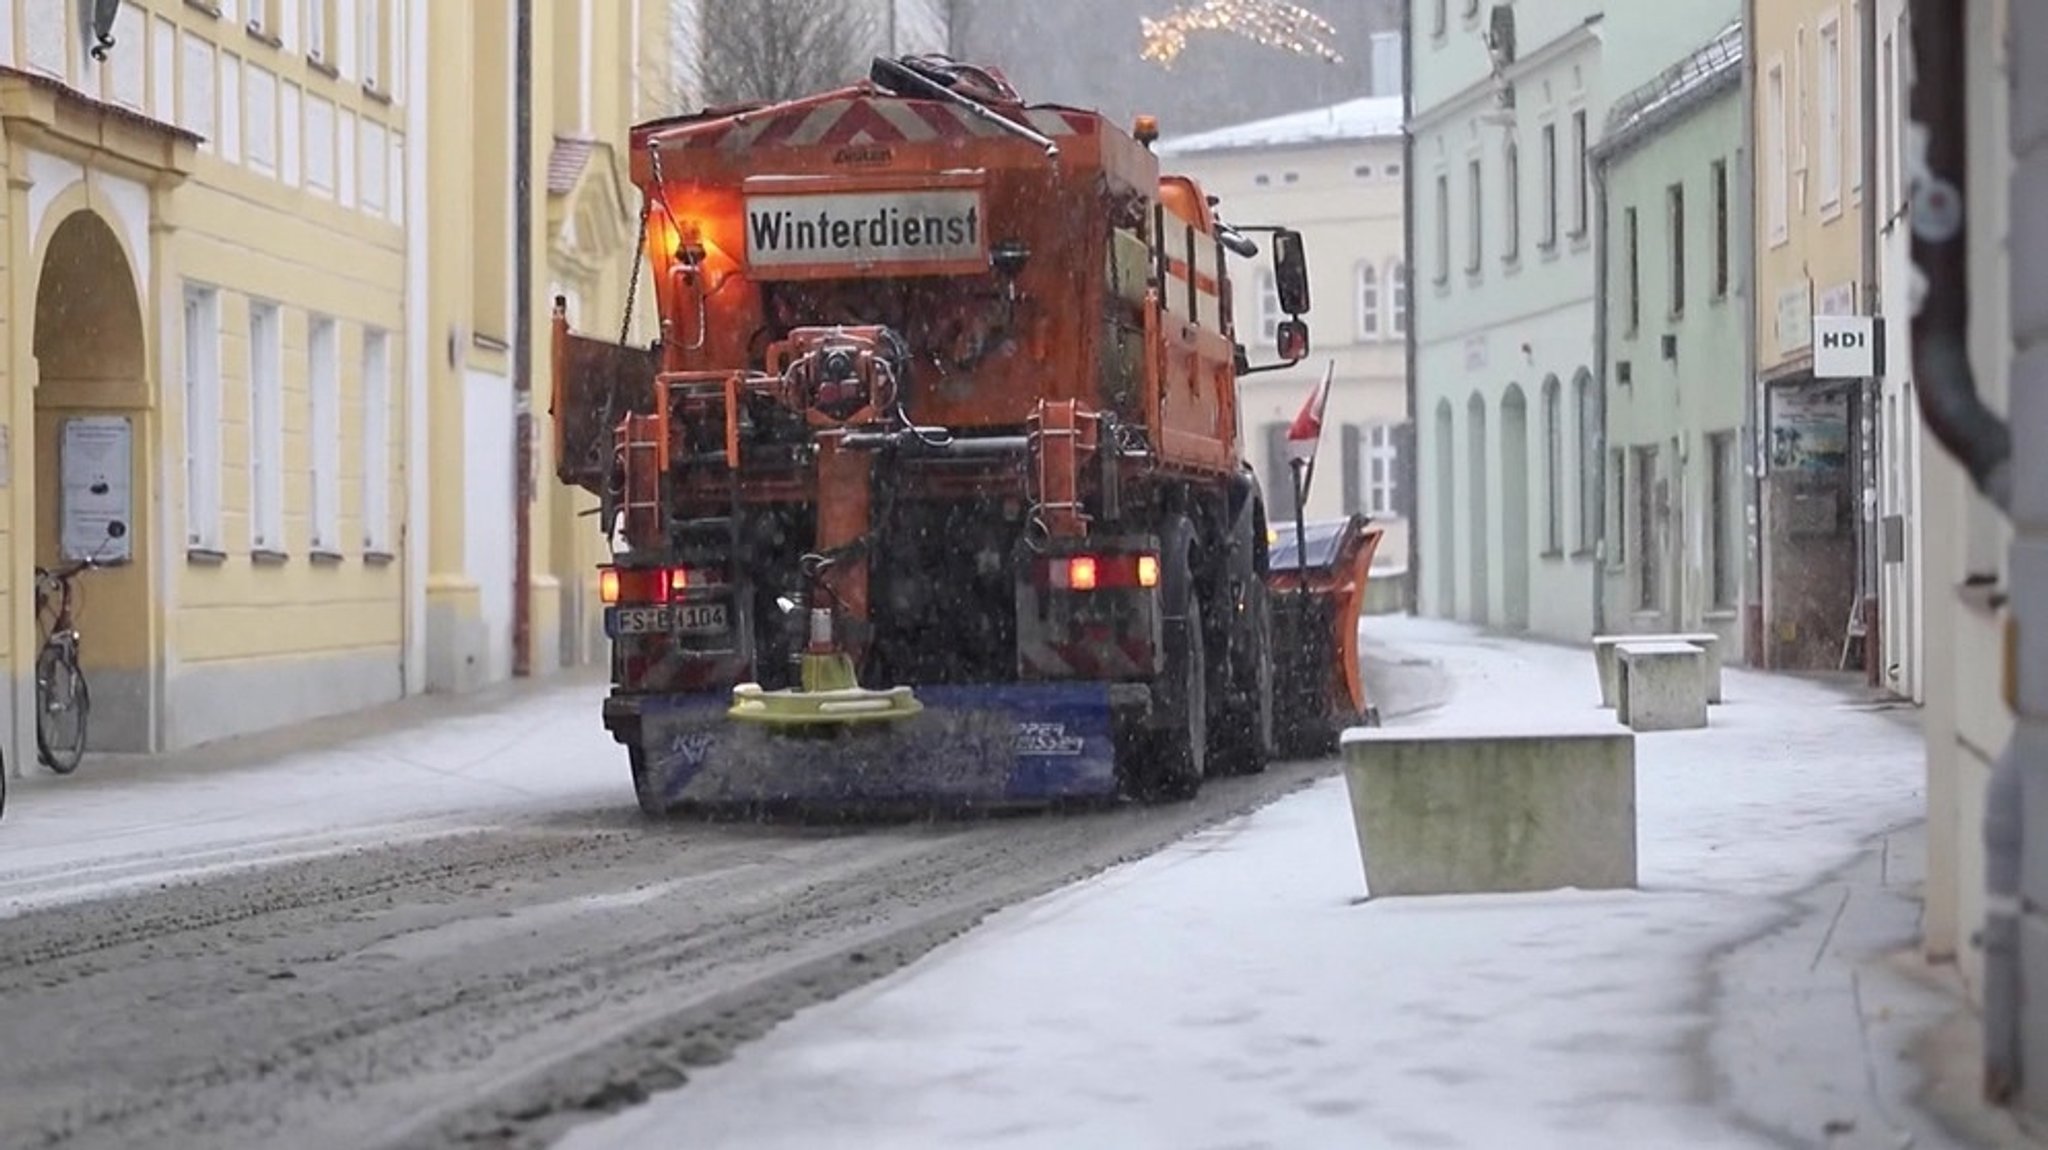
top-left (743, 189), bottom-right (987, 271)
top-left (1812, 315), bottom-right (1883, 379)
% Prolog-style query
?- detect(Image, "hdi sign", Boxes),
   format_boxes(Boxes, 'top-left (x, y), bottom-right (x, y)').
top-left (1812, 315), bottom-right (1885, 378)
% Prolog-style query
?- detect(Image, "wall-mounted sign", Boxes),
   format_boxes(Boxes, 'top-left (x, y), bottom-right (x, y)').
top-left (1812, 315), bottom-right (1884, 379)
top-left (61, 415), bottom-right (133, 564)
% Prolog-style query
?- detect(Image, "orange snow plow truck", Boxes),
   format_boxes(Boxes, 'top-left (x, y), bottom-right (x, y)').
top-left (551, 55), bottom-right (1384, 816)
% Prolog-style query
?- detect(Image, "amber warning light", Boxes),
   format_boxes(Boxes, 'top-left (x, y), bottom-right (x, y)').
top-left (1046, 554), bottom-right (1161, 591)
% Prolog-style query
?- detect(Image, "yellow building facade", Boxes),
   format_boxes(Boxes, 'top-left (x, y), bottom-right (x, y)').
top-left (421, 0), bottom-right (667, 693)
top-left (0, 0), bottom-right (672, 777)
top-left (1747, 0), bottom-right (1873, 672)
top-left (2, 0), bottom-right (409, 769)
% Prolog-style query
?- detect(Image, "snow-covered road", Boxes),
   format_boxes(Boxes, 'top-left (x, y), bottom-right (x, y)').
top-left (558, 616), bottom-right (1950, 1150)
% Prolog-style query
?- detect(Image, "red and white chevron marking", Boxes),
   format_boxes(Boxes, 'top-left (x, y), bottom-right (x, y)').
top-left (673, 97), bottom-right (1098, 152)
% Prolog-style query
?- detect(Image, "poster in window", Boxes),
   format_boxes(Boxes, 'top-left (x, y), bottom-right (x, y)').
top-left (1768, 388), bottom-right (1849, 474)
top-left (61, 416), bottom-right (133, 564)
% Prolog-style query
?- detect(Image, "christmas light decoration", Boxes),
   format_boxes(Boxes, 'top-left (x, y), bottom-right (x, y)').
top-left (1140, 0), bottom-right (1342, 67)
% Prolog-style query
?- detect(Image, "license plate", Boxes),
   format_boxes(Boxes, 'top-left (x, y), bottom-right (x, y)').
top-left (612, 602), bottom-right (730, 636)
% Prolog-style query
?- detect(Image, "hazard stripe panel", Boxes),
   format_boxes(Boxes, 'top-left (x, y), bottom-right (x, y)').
top-left (671, 98), bottom-right (1099, 151)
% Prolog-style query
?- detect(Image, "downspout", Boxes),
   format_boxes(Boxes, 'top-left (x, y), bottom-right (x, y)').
top-left (1859, 0), bottom-right (1884, 686)
top-left (402, 0), bottom-right (430, 694)
top-left (1740, 0), bottom-right (1766, 667)
top-left (1904, 0), bottom-right (2019, 1105)
top-left (1589, 146), bottom-right (1610, 636)
top-left (512, 0), bottom-right (535, 678)
top-left (1402, 9), bottom-right (1419, 616)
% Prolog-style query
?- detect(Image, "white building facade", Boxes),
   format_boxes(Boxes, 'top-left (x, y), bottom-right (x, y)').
top-left (1158, 46), bottom-right (1412, 607)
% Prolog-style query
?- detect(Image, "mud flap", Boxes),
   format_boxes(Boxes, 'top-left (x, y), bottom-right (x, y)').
top-left (633, 683), bottom-right (1121, 811)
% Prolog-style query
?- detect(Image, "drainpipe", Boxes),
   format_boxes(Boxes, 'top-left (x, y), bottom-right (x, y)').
top-left (1859, 0), bottom-right (1883, 686)
top-left (512, 0), bottom-right (535, 678)
top-left (1589, 150), bottom-right (1611, 637)
top-left (1402, 9), bottom-right (1419, 616)
top-left (1905, 0), bottom-right (2019, 1105)
top-left (1740, 0), bottom-right (1767, 668)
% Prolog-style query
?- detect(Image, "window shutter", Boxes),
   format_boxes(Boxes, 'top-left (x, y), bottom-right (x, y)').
top-left (1265, 422), bottom-right (1295, 519)
top-left (1392, 420), bottom-right (1417, 520)
top-left (1342, 425), bottom-right (1363, 514)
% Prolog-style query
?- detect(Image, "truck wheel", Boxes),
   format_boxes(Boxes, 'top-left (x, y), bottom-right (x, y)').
top-left (1210, 582), bottom-right (1273, 776)
top-left (628, 746), bottom-right (673, 819)
top-left (1119, 585), bottom-right (1208, 802)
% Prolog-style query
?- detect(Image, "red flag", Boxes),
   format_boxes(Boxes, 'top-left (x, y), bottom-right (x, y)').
top-left (1285, 360), bottom-right (1335, 468)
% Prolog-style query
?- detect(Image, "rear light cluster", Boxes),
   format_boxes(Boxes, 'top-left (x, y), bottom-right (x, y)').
top-left (598, 565), bottom-right (721, 604)
top-left (1046, 553), bottom-right (1160, 592)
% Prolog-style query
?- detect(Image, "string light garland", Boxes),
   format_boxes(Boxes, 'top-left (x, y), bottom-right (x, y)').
top-left (1139, 0), bottom-right (1342, 67)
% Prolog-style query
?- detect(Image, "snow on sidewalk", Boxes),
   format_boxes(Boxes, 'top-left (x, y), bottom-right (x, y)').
top-left (0, 674), bottom-right (629, 916)
top-left (558, 617), bottom-right (1930, 1150)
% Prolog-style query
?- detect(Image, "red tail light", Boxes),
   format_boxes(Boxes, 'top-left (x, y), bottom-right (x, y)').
top-left (598, 565), bottom-right (721, 604)
top-left (1045, 553), bottom-right (1160, 591)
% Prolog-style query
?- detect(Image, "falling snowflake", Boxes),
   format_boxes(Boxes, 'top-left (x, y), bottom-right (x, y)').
top-left (1140, 0), bottom-right (1343, 68)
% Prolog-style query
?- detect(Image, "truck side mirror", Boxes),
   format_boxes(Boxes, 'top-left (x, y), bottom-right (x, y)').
top-left (1272, 228), bottom-right (1311, 315)
top-left (1277, 320), bottom-right (1309, 362)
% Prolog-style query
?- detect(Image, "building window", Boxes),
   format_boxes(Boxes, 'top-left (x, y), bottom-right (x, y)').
top-left (1848, 4), bottom-right (1863, 195)
top-left (1389, 260), bottom-right (1408, 335)
top-left (1882, 31), bottom-right (1899, 215)
top-left (1708, 431), bottom-right (1738, 610)
top-left (1542, 378), bottom-right (1564, 552)
top-left (1432, 0), bottom-right (1447, 37)
top-left (1667, 182), bottom-right (1686, 316)
top-left (1356, 261), bottom-right (1381, 340)
top-left (1766, 60), bottom-right (1789, 243)
top-left (309, 315), bottom-right (341, 553)
top-left (249, 300), bottom-right (285, 553)
top-left (1622, 207), bottom-right (1640, 334)
top-left (1540, 121), bottom-right (1559, 250)
top-left (305, 0), bottom-right (331, 62)
top-left (362, 329), bottom-right (393, 553)
top-left (1818, 15), bottom-right (1844, 210)
top-left (360, 0), bottom-right (387, 92)
top-left (1634, 445), bottom-right (1659, 609)
top-left (1576, 372), bottom-right (1600, 552)
top-left (1256, 269), bottom-right (1281, 340)
top-left (1465, 157), bottom-right (1483, 274)
top-left (1711, 159), bottom-right (1730, 299)
top-left (1503, 141), bottom-right (1521, 262)
top-left (1366, 423), bottom-right (1400, 516)
top-left (1355, 164), bottom-right (1374, 178)
top-left (1434, 172), bottom-right (1452, 284)
top-left (183, 285), bottom-right (223, 553)
top-left (1609, 446), bottom-right (1628, 566)
top-left (1570, 109), bottom-right (1589, 238)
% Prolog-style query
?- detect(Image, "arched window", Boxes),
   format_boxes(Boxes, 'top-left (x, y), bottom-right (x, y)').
top-left (1388, 260), bottom-right (1408, 336)
top-left (1356, 262), bottom-right (1381, 340)
top-left (1542, 376), bottom-right (1564, 552)
top-left (1503, 141), bottom-right (1522, 261)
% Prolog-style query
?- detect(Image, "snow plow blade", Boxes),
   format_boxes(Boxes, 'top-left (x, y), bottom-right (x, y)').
top-left (1265, 514), bottom-right (1386, 758)
top-left (621, 683), bottom-right (1122, 816)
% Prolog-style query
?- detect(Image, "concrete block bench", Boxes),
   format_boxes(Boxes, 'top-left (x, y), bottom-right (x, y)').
top-left (1614, 640), bottom-right (1709, 732)
top-left (1595, 631), bottom-right (1723, 706)
top-left (1339, 726), bottom-right (1638, 898)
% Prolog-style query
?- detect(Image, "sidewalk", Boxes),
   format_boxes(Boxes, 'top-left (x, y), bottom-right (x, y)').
top-left (555, 616), bottom-right (1989, 1150)
top-left (0, 667), bottom-right (629, 916)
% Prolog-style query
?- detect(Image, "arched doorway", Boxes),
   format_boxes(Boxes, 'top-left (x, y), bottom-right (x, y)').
top-left (1465, 392), bottom-right (1490, 626)
top-left (32, 210), bottom-right (154, 755)
top-left (1500, 383), bottom-right (1531, 632)
top-left (1433, 398), bottom-right (1456, 617)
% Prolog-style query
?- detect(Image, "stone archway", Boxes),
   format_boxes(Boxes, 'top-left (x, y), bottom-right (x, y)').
top-left (31, 209), bottom-right (155, 754)
top-left (1500, 383), bottom-right (1532, 632)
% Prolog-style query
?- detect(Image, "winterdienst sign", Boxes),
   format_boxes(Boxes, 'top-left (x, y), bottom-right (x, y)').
top-left (742, 190), bottom-right (988, 277)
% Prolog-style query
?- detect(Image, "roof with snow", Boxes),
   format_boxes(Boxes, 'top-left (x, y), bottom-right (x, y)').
top-left (1595, 21), bottom-right (1744, 163)
top-left (1153, 95), bottom-right (1405, 157)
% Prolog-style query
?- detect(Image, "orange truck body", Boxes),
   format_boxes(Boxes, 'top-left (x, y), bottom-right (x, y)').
top-left (551, 57), bottom-right (1377, 815)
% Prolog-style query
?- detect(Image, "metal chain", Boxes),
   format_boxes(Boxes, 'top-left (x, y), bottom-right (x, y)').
top-left (618, 141), bottom-right (667, 346)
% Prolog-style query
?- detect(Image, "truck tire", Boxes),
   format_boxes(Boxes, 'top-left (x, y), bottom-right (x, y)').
top-left (1117, 517), bottom-right (1206, 802)
top-left (628, 746), bottom-right (673, 818)
top-left (1210, 579), bottom-right (1273, 777)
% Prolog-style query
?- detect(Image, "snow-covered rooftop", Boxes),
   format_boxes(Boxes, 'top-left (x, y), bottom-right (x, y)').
top-left (1154, 94), bottom-right (1405, 157)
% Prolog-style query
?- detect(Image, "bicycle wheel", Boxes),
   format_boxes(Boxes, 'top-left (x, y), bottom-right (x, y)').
top-left (36, 642), bottom-right (88, 775)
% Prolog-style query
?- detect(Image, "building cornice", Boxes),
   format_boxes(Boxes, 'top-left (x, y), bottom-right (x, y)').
top-left (1409, 15), bottom-right (1606, 134)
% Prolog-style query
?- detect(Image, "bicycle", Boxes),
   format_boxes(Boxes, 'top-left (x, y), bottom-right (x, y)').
top-left (34, 520), bottom-right (125, 774)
